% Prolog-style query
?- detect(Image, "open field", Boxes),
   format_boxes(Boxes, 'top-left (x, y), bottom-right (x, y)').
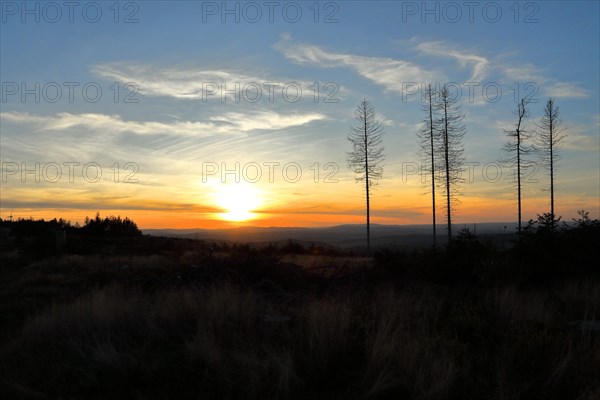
top-left (1, 220), bottom-right (599, 399)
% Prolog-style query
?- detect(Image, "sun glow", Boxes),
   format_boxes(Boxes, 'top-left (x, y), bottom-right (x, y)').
top-left (211, 182), bottom-right (263, 222)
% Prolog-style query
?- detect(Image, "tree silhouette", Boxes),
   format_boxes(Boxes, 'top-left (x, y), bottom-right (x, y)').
top-left (83, 212), bottom-right (142, 237)
top-left (417, 84), bottom-right (439, 248)
top-left (436, 85), bottom-right (466, 242)
top-left (535, 98), bottom-right (566, 230)
top-left (502, 98), bottom-right (533, 237)
top-left (347, 99), bottom-right (385, 252)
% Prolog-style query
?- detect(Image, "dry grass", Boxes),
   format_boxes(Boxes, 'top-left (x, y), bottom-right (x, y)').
top-left (1, 252), bottom-right (599, 399)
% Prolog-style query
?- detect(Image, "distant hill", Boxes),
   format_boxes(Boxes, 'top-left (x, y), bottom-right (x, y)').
top-left (143, 223), bottom-right (519, 249)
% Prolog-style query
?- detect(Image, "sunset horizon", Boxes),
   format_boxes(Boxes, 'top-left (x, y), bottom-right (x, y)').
top-left (2, 2), bottom-right (598, 232)
top-left (1, 2), bottom-right (599, 398)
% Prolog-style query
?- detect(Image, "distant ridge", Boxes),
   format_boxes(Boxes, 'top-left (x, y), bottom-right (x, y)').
top-left (144, 222), bottom-right (519, 249)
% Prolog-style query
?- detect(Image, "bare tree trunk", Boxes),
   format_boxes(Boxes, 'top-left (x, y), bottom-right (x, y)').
top-left (549, 113), bottom-right (554, 229)
top-left (347, 99), bottom-right (384, 254)
top-left (502, 98), bottom-right (529, 240)
top-left (443, 98), bottom-right (452, 241)
top-left (418, 85), bottom-right (440, 249)
top-left (536, 98), bottom-right (565, 231)
top-left (363, 105), bottom-right (371, 252)
top-left (428, 88), bottom-right (437, 249)
top-left (435, 86), bottom-right (466, 244)
top-left (517, 130), bottom-right (522, 236)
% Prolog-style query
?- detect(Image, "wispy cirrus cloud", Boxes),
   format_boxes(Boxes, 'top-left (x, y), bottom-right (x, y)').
top-left (416, 41), bottom-right (588, 100)
top-left (93, 64), bottom-right (258, 99)
top-left (0, 197), bottom-right (221, 213)
top-left (275, 35), bottom-right (442, 94)
top-left (561, 124), bottom-right (599, 151)
top-left (92, 63), bottom-right (317, 100)
top-left (275, 35), bottom-right (588, 102)
top-left (501, 64), bottom-right (588, 99)
top-left (544, 82), bottom-right (589, 99)
top-left (415, 41), bottom-right (489, 82)
top-left (501, 63), bottom-right (544, 82)
top-left (1, 111), bottom-right (326, 136)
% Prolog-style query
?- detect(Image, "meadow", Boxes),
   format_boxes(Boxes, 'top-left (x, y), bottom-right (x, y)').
top-left (0, 216), bottom-right (599, 399)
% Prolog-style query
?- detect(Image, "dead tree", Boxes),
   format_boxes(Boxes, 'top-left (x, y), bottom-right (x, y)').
top-left (502, 98), bottom-right (533, 237)
top-left (347, 99), bottom-right (385, 252)
top-left (436, 85), bottom-right (466, 242)
top-left (417, 84), bottom-right (439, 248)
top-left (535, 98), bottom-right (566, 230)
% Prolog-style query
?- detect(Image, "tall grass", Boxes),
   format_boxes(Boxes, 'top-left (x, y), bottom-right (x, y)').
top-left (1, 253), bottom-right (599, 399)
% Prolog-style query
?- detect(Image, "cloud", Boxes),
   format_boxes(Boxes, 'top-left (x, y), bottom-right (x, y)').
top-left (414, 41), bottom-right (588, 100)
top-left (274, 36), bottom-right (588, 104)
top-left (275, 36), bottom-right (441, 94)
top-left (93, 64), bottom-right (258, 99)
top-left (1, 111), bottom-right (326, 136)
top-left (545, 82), bottom-right (589, 99)
top-left (501, 63), bottom-right (543, 82)
top-left (498, 60), bottom-right (587, 99)
top-left (92, 63), bottom-right (315, 100)
top-left (0, 197), bottom-right (221, 213)
top-left (415, 41), bottom-right (489, 82)
top-left (562, 124), bottom-right (599, 151)
top-left (209, 112), bottom-right (327, 131)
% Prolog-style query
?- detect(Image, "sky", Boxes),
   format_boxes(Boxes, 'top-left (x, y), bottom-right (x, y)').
top-left (1, 0), bottom-right (599, 229)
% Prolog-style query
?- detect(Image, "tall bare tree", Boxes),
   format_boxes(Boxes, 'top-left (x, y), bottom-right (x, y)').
top-left (535, 98), bottom-right (566, 230)
top-left (436, 85), bottom-right (466, 242)
top-left (502, 98), bottom-right (533, 237)
top-left (347, 99), bottom-right (385, 252)
top-left (417, 84), bottom-right (439, 248)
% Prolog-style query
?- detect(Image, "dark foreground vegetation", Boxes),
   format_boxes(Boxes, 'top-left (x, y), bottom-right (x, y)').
top-left (0, 214), bottom-right (599, 399)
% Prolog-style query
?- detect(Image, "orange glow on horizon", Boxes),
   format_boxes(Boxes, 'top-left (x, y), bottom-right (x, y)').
top-left (2, 191), bottom-right (597, 231)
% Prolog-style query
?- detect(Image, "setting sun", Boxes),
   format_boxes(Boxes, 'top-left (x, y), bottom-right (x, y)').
top-left (211, 182), bottom-right (263, 222)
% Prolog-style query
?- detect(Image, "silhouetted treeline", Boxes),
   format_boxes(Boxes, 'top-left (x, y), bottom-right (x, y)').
top-left (0, 213), bottom-right (141, 260)
top-left (81, 212), bottom-right (142, 237)
top-left (0, 212), bottom-right (141, 238)
top-left (0, 216), bottom-right (72, 237)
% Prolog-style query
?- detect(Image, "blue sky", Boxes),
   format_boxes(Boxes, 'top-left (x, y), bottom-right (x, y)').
top-left (1, 1), bottom-right (599, 227)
